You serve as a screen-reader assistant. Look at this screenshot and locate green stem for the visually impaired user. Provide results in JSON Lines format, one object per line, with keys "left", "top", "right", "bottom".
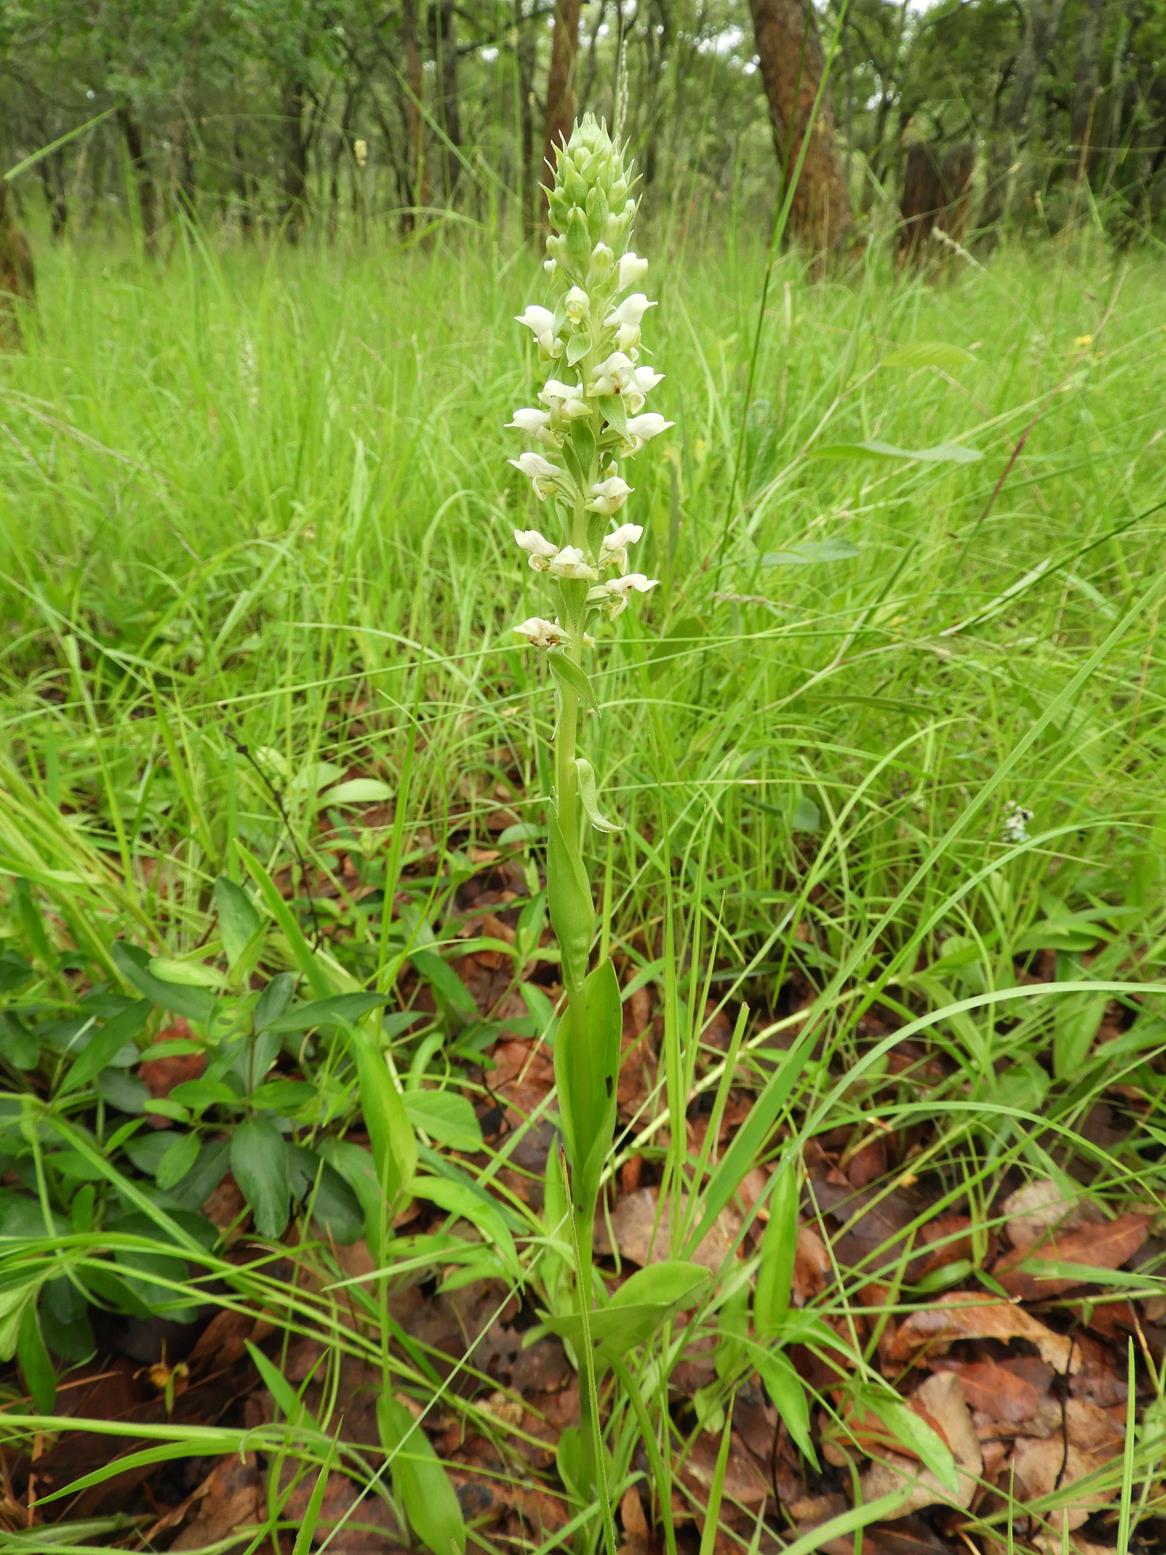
{"left": 569, "top": 1196, "right": 617, "bottom": 1555}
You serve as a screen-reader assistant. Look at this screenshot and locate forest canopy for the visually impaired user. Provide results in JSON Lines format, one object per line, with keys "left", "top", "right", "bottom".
{"left": 1, "top": 0, "right": 1163, "bottom": 251}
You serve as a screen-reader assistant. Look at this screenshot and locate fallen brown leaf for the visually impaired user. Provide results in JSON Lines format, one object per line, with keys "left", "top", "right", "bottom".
{"left": 169, "top": 1456, "right": 264, "bottom": 1551}
{"left": 1002, "top": 1179, "right": 1095, "bottom": 1251}
{"left": 930, "top": 1356, "right": 1054, "bottom": 1431}
{"left": 993, "top": 1213, "right": 1149, "bottom": 1300}
{"left": 1012, "top": 1399, "right": 1123, "bottom": 1532}
{"left": 887, "top": 1292, "right": 1080, "bottom": 1373}
{"left": 606, "top": 1187, "right": 741, "bottom": 1272}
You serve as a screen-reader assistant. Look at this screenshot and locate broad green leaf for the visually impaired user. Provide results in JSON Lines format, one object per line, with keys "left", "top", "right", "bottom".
{"left": 404, "top": 1090, "right": 483, "bottom": 1153}
{"left": 155, "top": 1130, "right": 201, "bottom": 1191}
{"left": 148, "top": 956, "right": 228, "bottom": 990}
{"left": 17, "top": 1302, "right": 55, "bottom": 1412}
{"left": 412, "top": 1175, "right": 518, "bottom": 1275}
{"left": 377, "top": 1395, "right": 466, "bottom": 1555}
{"left": 756, "top": 1350, "right": 817, "bottom": 1467}
{"left": 320, "top": 778, "right": 395, "bottom": 805}
{"left": 230, "top": 1117, "right": 290, "bottom": 1239}
{"left": 554, "top": 957, "right": 620, "bottom": 1211}
{"left": 754, "top": 1153, "right": 800, "bottom": 1336}
{"left": 111, "top": 943, "right": 215, "bottom": 1025}
{"left": 254, "top": 973, "right": 297, "bottom": 1031}
{"left": 263, "top": 993, "right": 391, "bottom": 1035}
{"left": 881, "top": 343, "right": 975, "bottom": 373}
{"left": 348, "top": 1026, "right": 416, "bottom": 1212}
{"left": 546, "top": 815, "right": 594, "bottom": 990}
{"left": 547, "top": 649, "right": 599, "bottom": 713}
{"left": 808, "top": 439, "right": 982, "bottom": 464}
{"left": 542, "top": 1260, "right": 709, "bottom": 1358}
{"left": 791, "top": 794, "right": 821, "bottom": 832}
{"left": 762, "top": 539, "right": 860, "bottom": 567}
{"left": 56, "top": 1001, "right": 149, "bottom": 1100}
{"left": 214, "top": 877, "right": 263, "bottom": 971}
{"left": 575, "top": 757, "right": 622, "bottom": 833}
{"left": 1053, "top": 992, "right": 1107, "bottom": 1079}
{"left": 408, "top": 951, "right": 478, "bottom": 1019}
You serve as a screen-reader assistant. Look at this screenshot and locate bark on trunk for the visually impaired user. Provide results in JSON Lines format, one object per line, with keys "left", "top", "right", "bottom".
{"left": 0, "top": 180, "right": 36, "bottom": 347}
{"left": 515, "top": 0, "right": 538, "bottom": 238}
{"left": 281, "top": 77, "right": 309, "bottom": 240}
{"left": 542, "top": 0, "right": 582, "bottom": 214}
{"left": 117, "top": 104, "right": 157, "bottom": 253}
{"left": 1071, "top": 0, "right": 1108, "bottom": 180}
{"left": 429, "top": 0, "right": 462, "bottom": 202}
{"left": 981, "top": 0, "right": 1069, "bottom": 233}
{"left": 898, "top": 141, "right": 975, "bottom": 266}
{"left": 746, "top": 0, "right": 853, "bottom": 257}
{"left": 401, "top": 0, "right": 427, "bottom": 231}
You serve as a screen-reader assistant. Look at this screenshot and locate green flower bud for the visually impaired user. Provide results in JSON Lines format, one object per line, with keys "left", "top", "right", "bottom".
{"left": 566, "top": 207, "right": 592, "bottom": 272}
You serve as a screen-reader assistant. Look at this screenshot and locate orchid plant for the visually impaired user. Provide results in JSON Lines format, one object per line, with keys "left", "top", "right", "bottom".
{"left": 507, "top": 114, "right": 673, "bottom": 1530}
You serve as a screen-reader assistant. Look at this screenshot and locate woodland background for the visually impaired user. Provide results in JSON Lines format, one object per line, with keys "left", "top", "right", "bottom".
{"left": 2, "top": 0, "right": 1164, "bottom": 256}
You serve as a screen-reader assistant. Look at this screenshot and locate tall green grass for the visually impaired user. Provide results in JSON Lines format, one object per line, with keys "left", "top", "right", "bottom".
{"left": 1, "top": 230, "right": 1165, "bottom": 1550}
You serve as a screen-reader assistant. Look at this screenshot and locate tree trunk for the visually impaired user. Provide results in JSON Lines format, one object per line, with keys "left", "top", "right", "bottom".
{"left": 981, "top": 0, "right": 1069, "bottom": 233}
{"left": 117, "top": 104, "right": 158, "bottom": 254}
{"left": 281, "top": 76, "right": 309, "bottom": 240}
{"left": 746, "top": 0, "right": 853, "bottom": 257}
{"left": 0, "top": 180, "right": 36, "bottom": 347}
{"left": 401, "top": 0, "right": 427, "bottom": 231}
{"left": 514, "top": 0, "right": 538, "bottom": 238}
{"left": 542, "top": 0, "right": 582, "bottom": 213}
{"left": 35, "top": 156, "right": 68, "bottom": 240}
{"left": 429, "top": 0, "right": 461, "bottom": 202}
{"left": 1071, "top": 0, "right": 1108, "bottom": 181}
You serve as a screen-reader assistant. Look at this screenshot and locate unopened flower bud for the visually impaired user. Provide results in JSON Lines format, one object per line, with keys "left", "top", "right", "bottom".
{"left": 548, "top": 545, "right": 597, "bottom": 581}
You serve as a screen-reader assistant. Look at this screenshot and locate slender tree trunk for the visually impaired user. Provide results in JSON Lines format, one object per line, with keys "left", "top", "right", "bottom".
{"left": 35, "top": 156, "right": 68, "bottom": 240}
{"left": 400, "top": 0, "right": 427, "bottom": 231}
{"left": 542, "top": 0, "right": 582, "bottom": 213}
{"left": 746, "top": 0, "right": 853, "bottom": 258}
{"left": 0, "top": 180, "right": 36, "bottom": 347}
{"left": 981, "top": 0, "right": 1069, "bottom": 233}
{"left": 281, "top": 76, "right": 309, "bottom": 240}
{"left": 1071, "top": 0, "right": 1108, "bottom": 182}
{"left": 515, "top": 0, "right": 538, "bottom": 238}
{"left": 117, "top": 104, "right": 157, "bottom": 254}
{"left": 428, "top": 0, "right": 461, "bottom": 202}
{"left": 233, "top": 127, "right": 255, "bottom": 240}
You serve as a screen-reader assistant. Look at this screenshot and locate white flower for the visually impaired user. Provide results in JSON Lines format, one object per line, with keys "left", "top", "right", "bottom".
{"left": 543, "top": 257, "right": 556, "bottom": 274}
{"left": 514, "top": 617, "right": 567, "bottom": 648}
{"left": 514, "top": 528, "right": 559, "bottom": 571}
{"left": 618, "top": 252, "right": 649, "bottom": 290}
{"left": 515, "top": 304, "right": 562, "bottom": 357}
{"left": 548, "top": 545, "right": 597, "bottom": 581}
{"left": 510, "top": 451, "right": 564, "bottom": 500}
{"left": 601, "top": 572, "right": 658, "bottom": 618}
{"left": 598, "top": 522, "right": 643, "bottom": 572}
{"left": 586, "top": 476, "right": 633, "bottom": 516}
{"left": 624, "top": 413, "right": 673, "bottom": 447}
{"left": 539, "top": 378, "right": 590, "bottom": 420}
{"left": 508, "top": 407, "right": 558, "bottom": 447}
{"left": 624, "top": 363, "right": 664, "bottom": 415}
{"left": 606, "top": 292, "right": 655, "bottom": 351}
{"left": 589, "top": 351, "right": 636, "bottom": 397}
{"left": 564, "top": 286, "right": 589, "bottom": 323}
{"left": 1002, "top": 801, "right": 1033, "bottom": 844}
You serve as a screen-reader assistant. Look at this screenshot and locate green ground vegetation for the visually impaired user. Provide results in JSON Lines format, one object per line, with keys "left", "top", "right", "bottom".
{"left": 1, "top": 230, "right": 1165, "bottom": 1552}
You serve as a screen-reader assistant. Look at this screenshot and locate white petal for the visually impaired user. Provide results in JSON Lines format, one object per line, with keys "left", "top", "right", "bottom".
{"left": 624, "top": 413, "right": 674, "bottom": 442}
{"left": 618, "top": 252, "right": 649, "bottom": 290}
